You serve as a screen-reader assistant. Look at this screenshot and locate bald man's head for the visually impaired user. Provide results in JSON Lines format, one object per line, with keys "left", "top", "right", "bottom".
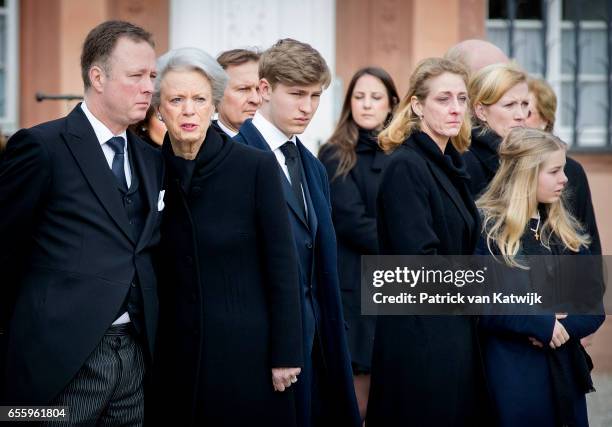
{"left": 445, "top": 39, "right": 509, "bottom": 73}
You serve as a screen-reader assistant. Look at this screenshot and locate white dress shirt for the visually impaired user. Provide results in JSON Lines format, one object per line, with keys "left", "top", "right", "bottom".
{"left": 216, "top": 119, "right": 239, "bottom": 138}
{"left": 251, "top": 111, "right": 307, "bottom": 216}
{"left": 81, "top": 102, "right": 132, "bottom": 188}
{"left": 251, "top": 111, "right": 298, "bottom": 183}
{"left": 81, "top": 102, "right": 131, "bottom": 325}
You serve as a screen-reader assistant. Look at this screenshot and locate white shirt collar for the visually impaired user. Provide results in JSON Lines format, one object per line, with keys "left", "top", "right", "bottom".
{"left": 81, "top": 102, "right": 128, "bottom": 147}
{"left": 216, "top": 119, "right": 238, "bottom": 138}
{"left": 251, "top": 111, "right": 297, "bottom": 151}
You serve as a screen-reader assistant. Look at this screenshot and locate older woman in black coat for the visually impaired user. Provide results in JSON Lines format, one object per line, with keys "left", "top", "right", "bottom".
{"left": 366, "top": 58, "right": 489, "bottom": 426}
{"left": 318, "top": 67, "right": 398, "bottom": 421}
{"left": 151, "top": 48, "right": 303, "bottom": 426}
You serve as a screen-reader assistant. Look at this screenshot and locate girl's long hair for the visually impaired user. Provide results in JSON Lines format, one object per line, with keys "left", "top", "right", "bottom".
{"left": 477, "top": 128, "right": 590, "bottom": 267}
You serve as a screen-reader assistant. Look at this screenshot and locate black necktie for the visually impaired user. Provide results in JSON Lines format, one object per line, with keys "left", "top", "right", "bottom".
{"left": 106, "top": 136, "right": 128, "bottom": 192}
{"left": 280, "top": 141, "right": 306, "bottom": 217}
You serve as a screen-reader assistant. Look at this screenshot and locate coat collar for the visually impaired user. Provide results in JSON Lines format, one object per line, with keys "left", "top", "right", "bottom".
{"left": 411, "top": 132, "right": 479, "bottom": 247}
{"left": 355, "top": 128, "right": 388, "bottom": 171}
{"left": 237, "top": 119, "right": 270, "bottom": 151}
{"left": 469, "top": 128, "right": 501, "bottom": 176}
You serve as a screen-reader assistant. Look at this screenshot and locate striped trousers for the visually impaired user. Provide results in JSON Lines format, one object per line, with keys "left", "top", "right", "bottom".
{"left": 43, "top": 323, "right": 145, "bottom": 426}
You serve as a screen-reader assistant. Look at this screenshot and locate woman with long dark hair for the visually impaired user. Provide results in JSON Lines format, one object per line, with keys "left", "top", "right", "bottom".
{"left": 318, "top": 66, "right": 398, "bottom": 421}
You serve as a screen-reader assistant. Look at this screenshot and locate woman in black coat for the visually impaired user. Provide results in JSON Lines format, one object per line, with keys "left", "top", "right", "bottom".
{"left": 151, "top": 48, "right": 303, "bottom": 426}
{"left": 318, "top": 66, "right": 398, "bottom": 421}
{"left": 366, "top": 58, "right": 489, "bottom": 427}
{"left": 464, "top": 63, "right": 530, "bottom": 198}
{"left": 466, "top": 65, "right": 601, "bottom": 256}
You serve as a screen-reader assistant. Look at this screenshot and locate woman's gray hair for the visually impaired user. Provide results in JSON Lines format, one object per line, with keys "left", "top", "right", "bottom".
{"left": 153, "top": 47, "right": 228, "bottom": 107}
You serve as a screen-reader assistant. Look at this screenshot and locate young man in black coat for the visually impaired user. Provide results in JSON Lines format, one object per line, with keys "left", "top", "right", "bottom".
{"left": 234, "top": 39, "right": 360, "bottom": 427}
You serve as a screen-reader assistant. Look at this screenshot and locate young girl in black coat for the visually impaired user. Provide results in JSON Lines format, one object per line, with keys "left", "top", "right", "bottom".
{"left": 476, "top": 127, "right": 604, "bottom": 427}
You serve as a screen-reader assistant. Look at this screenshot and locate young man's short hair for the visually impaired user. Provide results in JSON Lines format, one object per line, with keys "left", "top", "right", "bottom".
{"left": 259, "top": 38, "right": 331, "bottom": 89}
{"left": 216, "top": 48, "right": 261, "bottom": 70}
{"left": 81, "top": 20, "right": 154, "bottom": 90}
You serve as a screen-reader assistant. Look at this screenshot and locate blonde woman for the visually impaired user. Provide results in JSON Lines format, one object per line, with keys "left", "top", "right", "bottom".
{"left": 476, "top": 127, "right": 604, "bottom": 427}
{"left": 367, "top": 58, "right": 489, "bottom": 426}
{"left": 464, "top": 63, "right": 529, "bottom": 197}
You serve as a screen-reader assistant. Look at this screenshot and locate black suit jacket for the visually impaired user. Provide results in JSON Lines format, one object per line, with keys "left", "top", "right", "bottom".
{"left": 234, "top": 119, "right": 361, "bottom": 427}
{"left": 0, "top": 104, "right": 164, "bottom": 404}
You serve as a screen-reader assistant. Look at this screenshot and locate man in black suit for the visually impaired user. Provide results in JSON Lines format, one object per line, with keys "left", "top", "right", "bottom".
{"left": 234, "top": 39, "right": 360, "bottom": 427}
{"left": 212, "top": 48, "right": 262, "bottom": 137}
{"left": 0, "top": 20, "right": 163, "bottom": 425}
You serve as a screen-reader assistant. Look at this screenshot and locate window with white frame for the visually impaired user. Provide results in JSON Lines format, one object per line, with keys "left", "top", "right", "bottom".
{"left": 0, "top": 0, "right": 18, "bottom": 134}
{"left": 486, "top": 0, "right": 611, "bottom": 149}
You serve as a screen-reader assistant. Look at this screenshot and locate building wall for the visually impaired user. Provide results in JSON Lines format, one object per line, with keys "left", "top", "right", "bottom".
{"left": 19, "top": 0, "right": 168, "bottom": 129}
{"left": 335, "top": 0, "right": 486, "bottom": 96}
{"left": 169, "top": 0, "right": 336, "bottom": 152}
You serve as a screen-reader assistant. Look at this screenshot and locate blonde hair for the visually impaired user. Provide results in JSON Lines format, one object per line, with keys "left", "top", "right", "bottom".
{"left": 528, "top": 77, "right": 557, "bottom": 132}
{"left": 259, "top": 38, "right": 331, "bottom": 89}
{"left": 379, "top": 57, "right": 471, "bottom": 153}
{"left": 477, "top": 128, "right": 590, "bottom": 268}
{"left": 469, "top": 62, "right": 528, "bottom": 131}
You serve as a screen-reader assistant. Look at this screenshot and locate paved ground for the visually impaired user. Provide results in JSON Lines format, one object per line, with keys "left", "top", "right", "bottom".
{"left": 586, "top": 316, "right": 612, "bottom": 427}
{"left": 587, "top": 373, "right": 612, "bottom": 427}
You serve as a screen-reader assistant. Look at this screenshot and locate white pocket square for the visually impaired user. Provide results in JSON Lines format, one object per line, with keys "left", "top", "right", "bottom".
{"left": 157, "top": 190, "right": 165, "bottom": 211}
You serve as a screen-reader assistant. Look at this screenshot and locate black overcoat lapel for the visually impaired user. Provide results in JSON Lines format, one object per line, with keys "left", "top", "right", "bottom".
{"left": 239, "top": 120, "right": 310, "bottom": 229}
{"left": 297, "top": 139, "right": 319, "bottom": 237}
{"left": 427, "top": 161, "right": 474, "bottom": 232}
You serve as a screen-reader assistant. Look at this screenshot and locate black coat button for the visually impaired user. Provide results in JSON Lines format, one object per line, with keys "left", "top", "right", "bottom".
{"left": 186, "top": 256, "right": 193, "bottom": 265}
{"left": 131, "top": 282, "right": 137, "bottom": 288}
{"left": 306, "top": 242, "right": 313, "bottom": 249}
